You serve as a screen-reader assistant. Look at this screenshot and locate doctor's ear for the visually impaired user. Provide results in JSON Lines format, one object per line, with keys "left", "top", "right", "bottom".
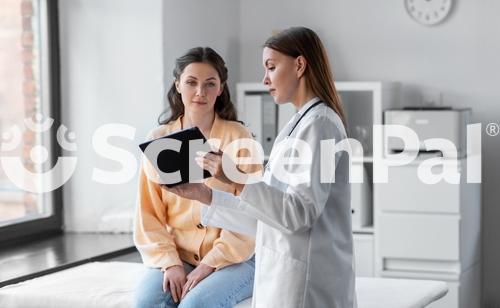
{"left": 295, "top": 56, "right": 307, "bottom": 78}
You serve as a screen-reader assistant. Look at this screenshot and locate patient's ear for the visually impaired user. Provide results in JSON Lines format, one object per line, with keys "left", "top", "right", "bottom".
{"left": 218, "top": 83, "right": 224, "bottom": 96}
{"left": 175, "top": 80, "right": 180, "bottom": 93}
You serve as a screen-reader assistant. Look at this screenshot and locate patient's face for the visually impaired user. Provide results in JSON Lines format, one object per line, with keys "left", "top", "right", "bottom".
{"left": 175, "top": 62, "right": 223, "bottom": 115}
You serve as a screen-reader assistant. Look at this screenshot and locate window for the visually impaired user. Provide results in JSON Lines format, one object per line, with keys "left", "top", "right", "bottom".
{"left": 0, "top": 0, "right": 62, "bottom": 244}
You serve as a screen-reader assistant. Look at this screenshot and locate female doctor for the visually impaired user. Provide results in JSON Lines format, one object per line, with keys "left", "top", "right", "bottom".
{"left": 166, "top": 27, "right": 356, "bottom": 307}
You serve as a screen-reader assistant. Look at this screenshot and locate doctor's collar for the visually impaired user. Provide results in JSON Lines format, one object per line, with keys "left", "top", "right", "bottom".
{"left": 296, "top": 97, "right": 321, "bottom": 116}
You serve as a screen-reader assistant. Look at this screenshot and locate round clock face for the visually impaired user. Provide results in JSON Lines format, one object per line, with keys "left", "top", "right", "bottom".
{"left": 405, "top": 0, "right": 453, "bottom": 26}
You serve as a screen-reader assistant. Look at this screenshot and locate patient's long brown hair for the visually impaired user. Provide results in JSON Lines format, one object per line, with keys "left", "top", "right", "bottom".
{"left": 263, "top": 27, "right": 347, "bottom": 128}
{"left": 158, "top": 47, "right": 238, "bottom": 125}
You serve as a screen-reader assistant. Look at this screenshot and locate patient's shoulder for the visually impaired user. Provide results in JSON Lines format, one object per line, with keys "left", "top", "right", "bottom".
{"left": 217, "top": 119, "right": 253, "bottom": 139}
{"left": 145, "top": 122, "right": 176, "bottom": 141}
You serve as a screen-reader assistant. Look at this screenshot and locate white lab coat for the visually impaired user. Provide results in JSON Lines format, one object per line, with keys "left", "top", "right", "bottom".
{"left": 201, "top": 98, "right": 356, "bottom": 308}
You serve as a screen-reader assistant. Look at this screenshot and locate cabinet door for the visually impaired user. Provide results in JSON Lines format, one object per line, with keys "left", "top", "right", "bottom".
{"left": 376, "top": 164, "right": 461, "bottom": 214}
{"left": 378, "top": 213, "right": 460, "bottom": 274}
{"left": 353, "top": 233, "right": 374, "bottom": 277}
{"left": 351, "top": 164, "right": 372, "bottom": 229}
{"left": 243, "top": 95, "right": 262, "bottom": 143}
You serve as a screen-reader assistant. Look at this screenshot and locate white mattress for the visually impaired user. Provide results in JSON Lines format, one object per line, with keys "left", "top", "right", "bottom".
{"left": 0, "top": 262, "right": 447, "bottom": 308}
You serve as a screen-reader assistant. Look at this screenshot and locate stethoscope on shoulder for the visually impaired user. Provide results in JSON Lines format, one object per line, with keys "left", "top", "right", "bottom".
{"left": 264, "top": 101, "right": 324, "bottom": 172}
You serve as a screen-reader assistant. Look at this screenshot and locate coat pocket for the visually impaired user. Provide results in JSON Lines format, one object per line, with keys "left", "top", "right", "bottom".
{"left": 256, "top": 246, "right": 307, "bottom": 307}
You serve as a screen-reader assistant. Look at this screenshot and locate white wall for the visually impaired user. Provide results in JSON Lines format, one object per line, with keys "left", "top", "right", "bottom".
{"left": 59, "top": 0, "right": 164, "bottom": 232}
{"left": 163, "top": 0, "right": 241, "bottom": 101}
{"left": 240, "top": 0, "right": 500, "bottom": 305}
{"left": 57, "top": 0, "right": 240, "bottom": 232}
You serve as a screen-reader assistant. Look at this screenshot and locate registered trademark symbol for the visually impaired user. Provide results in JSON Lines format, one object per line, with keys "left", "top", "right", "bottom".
{"left": 486, "top": 123, "right": 499, "bottom": 137}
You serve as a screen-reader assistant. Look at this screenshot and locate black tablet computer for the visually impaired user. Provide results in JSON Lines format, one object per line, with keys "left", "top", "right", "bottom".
{"left": 138, "top": 126, "right": 212, "bottom": 187}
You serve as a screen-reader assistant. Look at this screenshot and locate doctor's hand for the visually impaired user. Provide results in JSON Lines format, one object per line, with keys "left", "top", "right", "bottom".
{"left": 196, "top": 151, "right": 233, "bottom": 185}
{"left": 162, "top": 183, "right": 213, "bottom": 205}
{"left": 181, "top": 263, "right": 215, "bottom": 300}
{"left": 163, "top": 265, "right": 186, "bottom": 303}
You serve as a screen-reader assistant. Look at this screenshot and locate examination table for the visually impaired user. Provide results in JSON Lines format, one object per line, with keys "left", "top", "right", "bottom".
{"left": 0, "top": 261, "right": 448, "bottom": 307}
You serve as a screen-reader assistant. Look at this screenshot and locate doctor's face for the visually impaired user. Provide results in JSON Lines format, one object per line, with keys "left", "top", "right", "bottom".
{"left": 175, "top": 62, "right": 223, "bottom": 114}
{"left": 262, "top": 47, "right": 300, "bottom": 104}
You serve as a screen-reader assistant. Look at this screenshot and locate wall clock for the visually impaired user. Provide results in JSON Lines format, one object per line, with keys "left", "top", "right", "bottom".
{"left": 405, "top": 0, "right": 453, "bottom": 26}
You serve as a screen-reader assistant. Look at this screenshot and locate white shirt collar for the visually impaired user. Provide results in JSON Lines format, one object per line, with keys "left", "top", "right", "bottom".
{"left": 296, "top": 97, "right": 321, "bottom": 116}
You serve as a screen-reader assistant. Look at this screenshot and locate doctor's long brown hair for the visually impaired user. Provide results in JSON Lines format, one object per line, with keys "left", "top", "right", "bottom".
{"left": 158, "top": 47, "right": 238, "bottom": 125}
{"left": 263, "top": 27, "right": 348, "bottom": 128}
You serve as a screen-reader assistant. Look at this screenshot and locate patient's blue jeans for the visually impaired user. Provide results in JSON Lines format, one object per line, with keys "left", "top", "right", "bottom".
{"left": 133, "top": 256, "right": 255, "bottom": 308}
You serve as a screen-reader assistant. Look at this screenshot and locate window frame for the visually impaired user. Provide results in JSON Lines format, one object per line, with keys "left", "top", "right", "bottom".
{"left": 0, "top": 0, "right": 63, "bottom": 246}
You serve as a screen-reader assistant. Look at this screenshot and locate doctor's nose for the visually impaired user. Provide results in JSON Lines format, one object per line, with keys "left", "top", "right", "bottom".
{"left": 262, "top": 74, "right": 270, "bottom": 86}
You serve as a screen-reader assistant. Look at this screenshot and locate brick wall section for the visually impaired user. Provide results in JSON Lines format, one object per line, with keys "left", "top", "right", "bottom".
{"left": 21, "top": 0, "right": 37, "bottom": 213}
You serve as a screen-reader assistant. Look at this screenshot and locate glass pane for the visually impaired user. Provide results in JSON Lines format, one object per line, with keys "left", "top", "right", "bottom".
{"left": 0, "top": 0, "right": 52, "bottom": 225}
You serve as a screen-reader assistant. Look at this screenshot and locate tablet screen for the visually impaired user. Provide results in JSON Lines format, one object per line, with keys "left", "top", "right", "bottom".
{"left": 139, "top": 126, "right": 212, "bottom": 187}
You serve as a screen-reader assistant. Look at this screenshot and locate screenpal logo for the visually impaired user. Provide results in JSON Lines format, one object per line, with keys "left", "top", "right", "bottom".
{"left": 0, "top": 113, "right": 78, "bottom": 193}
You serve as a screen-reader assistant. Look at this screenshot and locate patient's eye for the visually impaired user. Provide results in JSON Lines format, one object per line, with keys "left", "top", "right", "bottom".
{"left": 186, "top": 80, "right": 197, "bottom": 86}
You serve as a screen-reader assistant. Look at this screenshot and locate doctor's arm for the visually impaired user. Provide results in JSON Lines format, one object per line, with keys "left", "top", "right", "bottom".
{"left": 163, "top": 183, "right": 258, "bottom": 236}
{"left": 198, "top": 141, "right": 262, "bottom": 237}
{"left": 235, "top": 117, "right": 343, "bottom": 234}
{"left": 200, "top": 192, "right": 258, "bottom": 236}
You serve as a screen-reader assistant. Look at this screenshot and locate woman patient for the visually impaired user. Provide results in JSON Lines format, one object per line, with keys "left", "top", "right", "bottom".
{"left": 133, "top": 47, "right": 256, "bottom": 308}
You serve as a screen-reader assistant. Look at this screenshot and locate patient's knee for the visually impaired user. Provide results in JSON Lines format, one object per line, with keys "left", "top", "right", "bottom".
{"left": 178, "top": 295, "right": 204, "bottom": 308}
{"left": 133, "top": 288, "right": 175, "bottom": 308}
{"left": 132, "top": 292, "right": 156, "bottom": 308}
{"left": 178, "top": 292, "right": 215, "bottom": 308}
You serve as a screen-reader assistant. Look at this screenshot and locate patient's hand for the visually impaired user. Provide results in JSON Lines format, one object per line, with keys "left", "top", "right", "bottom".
{"left": 181, "top": 263, "right": 215, "bottom": 300}
{"left": 163, "top": 265, "right": 187, "bottom": 303}
{"left": 163, "top": 183, "right": 213, "bottom": 205}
